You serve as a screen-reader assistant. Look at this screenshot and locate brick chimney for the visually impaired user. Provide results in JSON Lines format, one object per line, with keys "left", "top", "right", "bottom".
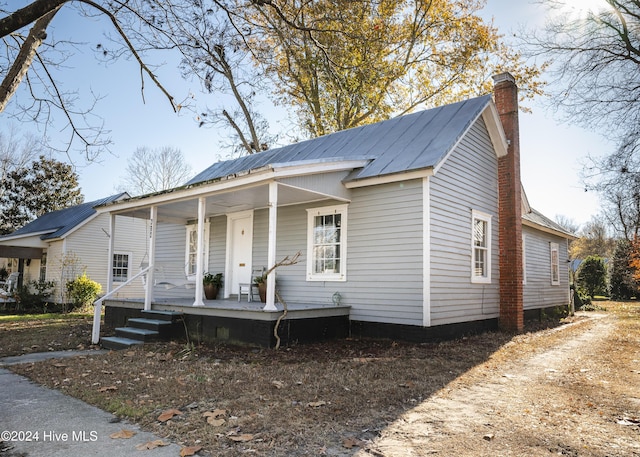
{"left": 493, "top": 72, "right": 524, "bottom": 332}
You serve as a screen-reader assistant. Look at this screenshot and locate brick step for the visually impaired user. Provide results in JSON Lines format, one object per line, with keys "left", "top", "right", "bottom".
{"left": 100, "top": 336, "right": 144, "bottom": 351}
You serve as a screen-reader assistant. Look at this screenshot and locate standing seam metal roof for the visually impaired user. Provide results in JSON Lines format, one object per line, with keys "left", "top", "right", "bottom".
{"left": 186, "top": 95, "right": 493, "bottom": 185}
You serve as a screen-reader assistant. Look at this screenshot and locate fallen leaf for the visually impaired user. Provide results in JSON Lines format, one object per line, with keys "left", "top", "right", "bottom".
{"left": 203, "top": 411, "right": 227, "bottom": 426}
{"left": 53, "top": 363, "right": 67, "bottom": 368}
{"left": 135, "top": 439, "right": 170, "bottom": 450}
{"left": 207, "top": 418, "right": 226, "bottom": 427}
{"left": 158, "top": 408, "right": 183, "bottom": 422}
{"left": 98, "top": 385, "right": 117, "bottom": 392}
{"left": 109, "top": 429, "right": 136, "bottom": 439}
{"left": 271, "top": 380, "right": 285, "bottom": 389}
{"left": 342, "top": 436, "right": 365, "bottom": 449}
{"left": 228, "top": 433, "right": 255, "bottom": 442}
{"left": 180, "top": 445, "right": 202, "bottom": 456}
{"left": 307, "top": 401, "right": 327, "bottom": 408}
{"left": 123, "top": 351, "right": 136, "bottom": 357}
{"left": 483, "top": 433, "right": 495, "bottom": 441}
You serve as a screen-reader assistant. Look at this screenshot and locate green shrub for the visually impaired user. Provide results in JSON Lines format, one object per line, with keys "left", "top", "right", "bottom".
{"left": 66, "top": 273, "right": 102, "bottom": 310}
{"left": 576, "top": 255, "right": 607, "bottom": 299}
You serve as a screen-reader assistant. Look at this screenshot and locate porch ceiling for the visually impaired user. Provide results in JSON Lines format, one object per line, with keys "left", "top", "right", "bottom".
{"left": 117, "top": 183, "right": 338, "bottom": 222}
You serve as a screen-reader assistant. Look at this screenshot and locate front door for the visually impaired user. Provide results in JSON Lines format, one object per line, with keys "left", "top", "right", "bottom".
{"left": 226, "top": 211, "right": 253, "bottom": 298}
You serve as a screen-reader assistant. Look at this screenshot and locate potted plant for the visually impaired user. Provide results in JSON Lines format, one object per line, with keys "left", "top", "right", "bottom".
{"left": 203, "top": 273, "right": 223, "bottom": 300}
{"left": 253, "top": 273, "right": 267, "bottom": 303}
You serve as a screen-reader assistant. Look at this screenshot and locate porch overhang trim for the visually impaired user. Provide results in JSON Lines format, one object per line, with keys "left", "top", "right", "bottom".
{"left": 343, "top": 168, "right": 434, "bottom": 188}
{"left": 0, "top": 246, "right": 44, "bottom": 259}
{"left": 0, "top": 230, "right": 54, "bottom": 245}
{"left": 102, "top": 159, "right": 371, "bottom": 216}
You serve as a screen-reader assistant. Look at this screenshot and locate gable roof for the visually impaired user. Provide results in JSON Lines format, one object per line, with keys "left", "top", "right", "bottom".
{"left": 0, "top": 193, "right": 128, "bottom": 242}
{"left": 187, "top": 95, "right": 498, "bottom": 186}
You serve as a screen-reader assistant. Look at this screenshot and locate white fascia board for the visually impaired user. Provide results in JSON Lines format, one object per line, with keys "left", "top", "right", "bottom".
{"left": 481, "top": 101, "right": 509, "bottom": 158}
{"left": 344, "top": 169, "right": 433, "bottom": 188}
{"left": 0, "top": 232, "right": 50, "bottom": 247}
{"left": 103, "top": 159, "right": 370, "bottom": 215}
{"left": 522, "top": 219, "right": 578, "bottom": 241}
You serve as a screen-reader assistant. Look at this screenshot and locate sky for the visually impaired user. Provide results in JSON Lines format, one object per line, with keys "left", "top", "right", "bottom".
{"left": 3, "top": 0, "right": 613, "bottom": 229}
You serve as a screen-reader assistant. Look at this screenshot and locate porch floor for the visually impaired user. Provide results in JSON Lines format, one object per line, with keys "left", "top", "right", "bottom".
{"left": 103, "top": 297, "right": 350, "bottom": 322}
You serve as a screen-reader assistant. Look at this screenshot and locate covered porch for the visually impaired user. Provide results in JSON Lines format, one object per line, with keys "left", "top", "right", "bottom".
{"left": 92, "top": 159, "right": 365, "bottom": 346}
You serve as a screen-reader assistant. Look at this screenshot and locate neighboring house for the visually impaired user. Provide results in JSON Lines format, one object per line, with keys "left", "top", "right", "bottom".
{"left": 0, "top": 193, "right": 147, "bottom": 303}
{"left": 93, "top": 73, "right": 576, "bottom": 347}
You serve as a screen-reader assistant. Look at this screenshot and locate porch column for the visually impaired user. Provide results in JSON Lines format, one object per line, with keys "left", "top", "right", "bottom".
{"left": 193, "top": 197, "right": 206, "bottom": 307}
{"left": 144, "top": 206, "right": 157, "bottom": 311}
{"left": 106, "top": 213, "right": 116, "bottom": 294}
{"left": 264, "top": 181, "right": 278, "bottom": 311}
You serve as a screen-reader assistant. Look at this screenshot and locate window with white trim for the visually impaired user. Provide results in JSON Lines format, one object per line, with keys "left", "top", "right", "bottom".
{"left": 471, "top": 210, "right": 491, "bottom": 283}
{"left": 550, "top": 242, "right": 560, "bottom": 285}
{"left": 112, "top": 252, "right": 131, "bottom": 283}
{"left": 185, "top": 222, "right": 210, "bottom": 280}
{"left": 307, "top": 205, "right": 347, "bottom": 281}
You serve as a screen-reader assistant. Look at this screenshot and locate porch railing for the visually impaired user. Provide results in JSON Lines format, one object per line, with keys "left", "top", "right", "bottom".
{"left": 91, "top": 266, "right": 151, "bottom": 344}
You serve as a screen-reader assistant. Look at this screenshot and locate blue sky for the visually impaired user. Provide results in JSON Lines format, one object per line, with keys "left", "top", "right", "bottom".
{"left": 3, "top": 0, "right": 611, "bottom": 227}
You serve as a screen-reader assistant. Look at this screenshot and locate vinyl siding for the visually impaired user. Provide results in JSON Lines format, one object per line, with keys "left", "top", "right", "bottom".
{"left": 429, "top": 117, "right": 500, "bottom": 326}
{"left": 251, "top": 180, "right": 424, "bottom": 326}
{"left": 63, "top": 214, "right": 148, "bottom": 299}
{"left": 523, "top": 226, "right": 571, "bottom": 309}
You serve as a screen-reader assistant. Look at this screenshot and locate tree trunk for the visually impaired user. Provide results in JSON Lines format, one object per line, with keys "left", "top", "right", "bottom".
{"left": 0, "top": 5, "right": 61, "bottom": 113}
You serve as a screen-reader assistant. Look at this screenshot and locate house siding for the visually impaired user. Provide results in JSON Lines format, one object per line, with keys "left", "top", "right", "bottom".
{"left": 429, "top": 118, "right": 500, "bottom": 326}
{"left": 63, "top": 214, "right": 147, "bottom": 299}
{"left": 251, "top": 180, "right": 424, "bottom": 326}
{"left": 523, "top": 226, "right": 571, "bottom": 309}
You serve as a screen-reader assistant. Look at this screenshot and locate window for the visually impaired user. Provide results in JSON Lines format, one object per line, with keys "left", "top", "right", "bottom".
{"left": 39, "top": 251, "right": 47, "bottom": 282}
{"left": 185, "top": 223, "right": 210, "bottom": 280}
{"left": 471, "top": 210, "right": 491, "bottom": 283}
{"left": 550, "top": 242, "right": 560, "bottom": 285}
{"left": 307, "top": 205, "right": 347, "bottom": 281}
{"left": 112, "top": 252, "right": 131, "bottom": 283}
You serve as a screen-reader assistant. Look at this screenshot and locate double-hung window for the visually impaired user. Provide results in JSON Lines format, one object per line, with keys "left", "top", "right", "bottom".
{"left": 471, "top": 210, "right": 492, "bottom": 283}
{"left": 550, "top": 242, "right": 560, "bottom": 285}
{"left": 112, "top": 252, "right": 131, "bottom": 283}
{"left": 307, "top": 205, "right": 347, "bottom": 281}
{"left": 185, "top": 222, "right": 210, "bottom": 280}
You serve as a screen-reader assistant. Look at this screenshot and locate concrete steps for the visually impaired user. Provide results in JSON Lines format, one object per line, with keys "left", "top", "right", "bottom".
{"left": 101, "top": 310, "right": 183, "bottom": 350}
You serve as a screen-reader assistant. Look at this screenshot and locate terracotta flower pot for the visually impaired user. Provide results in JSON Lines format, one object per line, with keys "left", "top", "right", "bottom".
{"left": 204, "top": 284, "right": 218, "bottom": 300}
{"left": 258, "top": 282, "right": 267, "bottom": 303}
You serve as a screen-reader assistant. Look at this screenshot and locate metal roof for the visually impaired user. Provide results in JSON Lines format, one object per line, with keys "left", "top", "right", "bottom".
{"left": 523, "top": 208, "right": 577, "bottom": 239}
{"left": 187, "top": 95, "right": 493, "bottom": 185}
{"left": 0, "top": 193, "right": 128, "bottom": 241}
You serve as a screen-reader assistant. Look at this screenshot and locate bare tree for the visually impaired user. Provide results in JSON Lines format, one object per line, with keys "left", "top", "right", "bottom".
{"left": 0, "top": 127, "right": 45, "bottom": 200}
{"left": 527, "top": 0, "right": 640, "bottom": 240}
{"left": 1, "top": 1, "right": 178, "bottom": 160}
{"left": 117, "top": 146, "right": 192, "bottom": 196}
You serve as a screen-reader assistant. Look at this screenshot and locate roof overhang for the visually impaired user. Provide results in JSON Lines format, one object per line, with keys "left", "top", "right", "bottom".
{"left": 101, "top": 159, "right": 368, "bottom": 222}
{"left": 0, "top": 245, "right": 44, "bottom": 259}
{"left": 0, "top": 232, "right": 51, "bottom": 248}
{"left": 481, "top": 101, "right": 509, "bottom": 159}
{"left": 522, "top": 218, "right": 578, "bottom": 240}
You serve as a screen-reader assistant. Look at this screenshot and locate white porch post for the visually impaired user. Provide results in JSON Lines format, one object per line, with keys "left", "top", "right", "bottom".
{"left": 106, "top": 213, "right": 115, "bottom": 294}
{"left": 144, "top": 206, "right": 157, "bottom": 311}
{"left": 264, "top": 181, "right": 278, "bottom": 311}
{"left": 193, "top": 197, "right": 206, "bottom": 307}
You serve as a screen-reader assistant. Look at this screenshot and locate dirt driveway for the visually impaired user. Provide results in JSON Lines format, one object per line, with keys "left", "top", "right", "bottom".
{"left": 4, "top": 302, "right": 640, "bottom": 456}
{"left": 356, "top": 311, "right": 640, "bottom": 457}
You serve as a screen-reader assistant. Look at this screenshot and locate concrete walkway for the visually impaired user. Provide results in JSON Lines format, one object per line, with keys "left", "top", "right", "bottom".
{"left": 0, "top": 351, "right": 183, "bottom": 456}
